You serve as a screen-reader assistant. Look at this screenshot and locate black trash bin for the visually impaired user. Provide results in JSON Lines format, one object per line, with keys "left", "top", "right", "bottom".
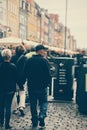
{"left": 52, "top": 57, "right": 74, "bottom": 101}
{"left": 76, "top": 57, "right": 87, "bottom": 114}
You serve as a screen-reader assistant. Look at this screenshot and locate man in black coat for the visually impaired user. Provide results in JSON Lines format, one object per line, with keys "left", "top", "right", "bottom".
{"left": 22, "top": 45, "right": 51, "bottom": 128}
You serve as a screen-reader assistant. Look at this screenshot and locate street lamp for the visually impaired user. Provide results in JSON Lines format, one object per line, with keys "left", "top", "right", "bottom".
{"left": 64, "top": 0, "right": 68, "bottom": 55}
{"left": 7, "top": 27, "right": 12, "bottom": 37}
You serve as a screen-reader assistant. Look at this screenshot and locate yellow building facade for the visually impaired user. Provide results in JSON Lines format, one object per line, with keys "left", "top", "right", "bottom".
{"left": 27, "top": 0, "right": 38, "bottom": 42}
{"left": 7, "top": 0, "right": 19, "bottom": 37}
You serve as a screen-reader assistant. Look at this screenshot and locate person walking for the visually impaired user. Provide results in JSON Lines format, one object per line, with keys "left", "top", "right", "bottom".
{"left": 11, "top": 44, "right": 27, "bottom": 116}
{"left": 0, "top": 49, "right": 18, "bottom": 129}
{"left": 22, "top": 45, "right": 51, "bottom": 128}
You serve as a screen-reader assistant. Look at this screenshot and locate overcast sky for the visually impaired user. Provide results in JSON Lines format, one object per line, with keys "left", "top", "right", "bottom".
{"left": 35, "top": 0, "right": 87, "bottom": 49}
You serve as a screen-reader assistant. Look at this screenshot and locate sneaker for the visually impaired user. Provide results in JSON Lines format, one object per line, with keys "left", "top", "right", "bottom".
{"left": 39, "top": 117, "right": 45, "bottom": 127}
{"left": 13, "top": 109, "right": 19, "bottom": 115}
{"left": 19, "top": 109, "right": 25, "bottom": 116}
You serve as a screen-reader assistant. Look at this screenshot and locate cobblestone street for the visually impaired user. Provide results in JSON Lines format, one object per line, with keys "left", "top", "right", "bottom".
{"left": 1, "top": 99, "right": 87, "bottom": 130}
{"left": 0, "top": 81, "right": 87, "bottom": 130}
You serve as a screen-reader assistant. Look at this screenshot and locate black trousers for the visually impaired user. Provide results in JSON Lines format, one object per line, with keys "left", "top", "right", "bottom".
{"left": 0, "top": 92, "right": 14, "bottom": 126}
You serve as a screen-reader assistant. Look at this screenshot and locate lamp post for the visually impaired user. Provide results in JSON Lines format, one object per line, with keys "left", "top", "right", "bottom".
{"left": 64, "top": 0, "right": 68, "bottom": 55}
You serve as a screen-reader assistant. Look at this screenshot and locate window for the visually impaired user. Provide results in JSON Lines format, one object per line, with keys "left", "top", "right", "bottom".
{"left": 0, "top": 31, "right": 3, "bottom": 38}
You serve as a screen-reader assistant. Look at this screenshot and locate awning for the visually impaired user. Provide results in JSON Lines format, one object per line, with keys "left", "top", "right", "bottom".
{"left": 0, "top": 37, "right": 22, "bottom": 44}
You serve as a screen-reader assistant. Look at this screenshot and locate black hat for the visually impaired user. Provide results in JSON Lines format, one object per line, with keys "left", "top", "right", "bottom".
{"left": 35, "top": 45, "right": 48, "bottom": 52}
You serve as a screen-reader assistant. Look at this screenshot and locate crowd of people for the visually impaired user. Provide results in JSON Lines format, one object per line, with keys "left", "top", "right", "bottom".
{"left": 0, "top": 43, "right": 85, "bottom": 129}
{"left": 0, "top": 44, "right": 51, "bottom": 129}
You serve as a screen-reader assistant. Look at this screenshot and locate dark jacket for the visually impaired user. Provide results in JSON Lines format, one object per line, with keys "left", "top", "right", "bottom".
{"left": 0, "top": 62, "right": 17, "bottom": 94}
{"left": 11, "top": 53, "right": 21, "bottom": 64}
{"left": 11, "top": 54, "right": 27, "bottom": 90}
{"left": 22, "top": 54, "right": 51, "bottom": 92}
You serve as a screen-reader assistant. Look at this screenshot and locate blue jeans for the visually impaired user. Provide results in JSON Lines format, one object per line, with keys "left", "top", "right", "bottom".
{"left": 0, "top": 92, "right": 14, "bottom": 126}
{"left": 28, "top": 88, "right": 48, "bottom": 124}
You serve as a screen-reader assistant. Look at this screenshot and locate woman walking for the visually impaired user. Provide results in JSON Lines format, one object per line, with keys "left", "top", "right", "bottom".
{"left": 0, "top": 49, "right": 18, "bottom": 129}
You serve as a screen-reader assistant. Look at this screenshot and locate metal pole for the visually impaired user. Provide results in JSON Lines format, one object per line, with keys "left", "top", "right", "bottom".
{"left": 64, "top": 0, "right": 68, "bottom": 55}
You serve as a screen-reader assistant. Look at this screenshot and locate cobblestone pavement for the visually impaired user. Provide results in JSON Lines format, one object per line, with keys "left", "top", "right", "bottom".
{"left": 1, "top": 99, "right": 87, "bottom": 130}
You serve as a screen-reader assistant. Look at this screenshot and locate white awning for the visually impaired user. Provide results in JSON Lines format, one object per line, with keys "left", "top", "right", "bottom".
{"left": 0, "top": 37, "right": 22, "bottom": 44}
